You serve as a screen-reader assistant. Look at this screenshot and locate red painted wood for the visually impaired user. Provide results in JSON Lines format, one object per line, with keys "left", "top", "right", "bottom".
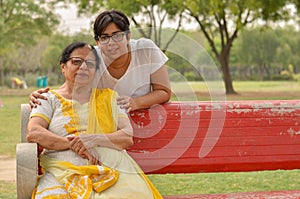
{"left": 163, "top": 190, "right": 300, "bottom": 199}
{"left": 127, "top": 100, "right": 300, "bottom": 174}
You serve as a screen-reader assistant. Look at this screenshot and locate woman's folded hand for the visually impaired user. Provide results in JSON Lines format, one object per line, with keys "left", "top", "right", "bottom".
{"left": 67, "top": 136, "right": 101, "bottom": 165}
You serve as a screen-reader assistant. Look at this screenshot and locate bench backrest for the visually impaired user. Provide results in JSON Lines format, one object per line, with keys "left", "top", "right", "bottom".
{"left": 20, "top": 104, "right": 30, "bottom": 143}
{"left": 127, "top": 100, "right": 300, "bottom": 174}
{"left": 21, "top": 100, "right": 300, "bottom": 174}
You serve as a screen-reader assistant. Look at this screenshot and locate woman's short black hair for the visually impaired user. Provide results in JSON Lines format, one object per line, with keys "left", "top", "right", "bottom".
{"left": 93, "top": 10, "right": 130, "bottom": 41}
{"left": 59, "top": 41, "right": 99, "bottom": 69}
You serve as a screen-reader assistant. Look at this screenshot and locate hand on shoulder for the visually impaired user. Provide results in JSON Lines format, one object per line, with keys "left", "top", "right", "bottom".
{"left": 29, "top": 87, "right": 50, "bottom": 109}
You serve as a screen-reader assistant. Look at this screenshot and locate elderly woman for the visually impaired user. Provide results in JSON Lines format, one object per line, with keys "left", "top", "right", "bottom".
{"left": 27, "top": 41, "right": 162, "bottom": 198}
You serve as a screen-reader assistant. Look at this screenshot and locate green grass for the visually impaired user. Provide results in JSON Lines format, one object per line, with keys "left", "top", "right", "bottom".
{"left": 148, "top": 170, "right": 300, "bottom": 195}
{"left": 171, "top": 81, "right": 300, "bottom": 100}
{"left": 232, "top": 81, "right": 300, "bottom": 92}
{"left": 0, "top": 95, "right": 28, "bottom": 157}
{"left": 177, "top": 80, "right": 300, "bottom": 92}
{"left": 1, "top": 82, "right": 300, "bottom": 198}
{"left": 2, "top": 171, "right": 300, "bottom": 198}
{"left": 0, "top": 181, "right": 16, "bottom": 199}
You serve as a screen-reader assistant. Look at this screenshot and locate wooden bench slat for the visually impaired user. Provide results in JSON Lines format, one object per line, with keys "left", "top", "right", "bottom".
{"left": 127, "top": 100, "right": 300, "bottom": 174}
{"left": 132, "top": 135, "right": 300, "bottom": 150}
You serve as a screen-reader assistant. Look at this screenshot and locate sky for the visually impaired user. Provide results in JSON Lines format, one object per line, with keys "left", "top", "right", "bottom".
{"left": 55, "top": 4, "right": 93, "bottom": 34}
{"left": 54, "top": 4, "right": 198, "bottom": 34}
{"left": 55, "top": 3, "right": 298, "bottom": 35}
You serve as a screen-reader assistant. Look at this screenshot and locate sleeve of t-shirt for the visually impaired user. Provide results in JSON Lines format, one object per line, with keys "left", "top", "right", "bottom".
{"left": 30, "top": 92, "right": 54, "bottom": 124}
{"left": 136, "top": 38, "right": 169, "bottom": 74}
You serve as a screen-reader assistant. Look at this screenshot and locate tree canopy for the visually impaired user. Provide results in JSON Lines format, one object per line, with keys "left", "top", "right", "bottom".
{"left": 65, "top": 0, "right": 185, "bottom": 51}
{"left": 0, "top": 0, "right": 59, "bottom": 85}
{"left": 2, "top": 0, "right": 300, "bottom": 94}
{"left": 183, "top": 0, "right": 292, "bottom": 93}
{"left": 62, "top": 0, "right": 295, "bottom": 94}
{"left": 0, "top": 0, "right": 58, "bottom": 52}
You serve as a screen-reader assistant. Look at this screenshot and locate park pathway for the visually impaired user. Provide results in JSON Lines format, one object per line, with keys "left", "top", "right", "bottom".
{"left": 0, "top": 155, "right": 16, "bottom": 182}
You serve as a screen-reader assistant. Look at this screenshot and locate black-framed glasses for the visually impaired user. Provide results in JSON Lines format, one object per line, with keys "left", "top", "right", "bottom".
{"left": 98, "top": 31, "right": 128, "bottom": 45}
{"left": 68, "top": 57, "right": 96, "bottom": 69}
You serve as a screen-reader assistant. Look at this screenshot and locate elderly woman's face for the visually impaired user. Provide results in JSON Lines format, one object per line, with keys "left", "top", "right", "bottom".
{"left": 61, "top": 45, "right": 97, "bottom": 86}
{"left": 96, "top": 22, "right": 130, "bottom": 61}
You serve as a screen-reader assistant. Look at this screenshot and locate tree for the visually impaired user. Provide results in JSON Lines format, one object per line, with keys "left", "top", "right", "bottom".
{"left": 65, "top": 0, "right": 185, "bottom": 51}
{"left": 292, "top": 0, "right": 300, "bottom": 12}
{"left": 0, "top": 0, "right": 59, "bottom": 86}
{"left": 42, "top": 33, "right": 94, "bottom": 75}
{"left": 184, "top": 0, "right": 291, "bottom": 94}
{"left": 236, "top": 28, "right": 280, "bottom": 80}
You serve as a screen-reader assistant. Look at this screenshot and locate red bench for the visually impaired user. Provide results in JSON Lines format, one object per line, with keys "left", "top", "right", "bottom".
{"left": 127, "top": 100, "right": 300, "bottom": 198}
{"left": 17, "top": 100, "right": 300, "bottom": 199}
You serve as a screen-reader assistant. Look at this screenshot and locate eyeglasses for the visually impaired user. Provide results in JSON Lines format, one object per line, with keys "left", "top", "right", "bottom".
{"left": 68, "top": 57, "right": 96, "bottom": 69}
{"left": 98, "top": 31, "right": 128, "bottom": 45}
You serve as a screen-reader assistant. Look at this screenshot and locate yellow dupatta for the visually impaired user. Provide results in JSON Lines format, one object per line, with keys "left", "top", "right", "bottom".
{"left": 87, "top": 88, "right": 163, "bottom": 199}
{"left": 87, "top": 88, "right": 118, "bottom": 134}
{"left": 38, "top": 155, "right": 119, "bottom": 199}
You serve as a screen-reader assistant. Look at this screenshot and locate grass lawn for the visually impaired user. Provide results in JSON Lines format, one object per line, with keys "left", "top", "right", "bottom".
{"left": 0, "top": 95, "right": 29, "bottom": 157}
{"left": 148, "top": 170, "right": 300, "bottom": 195}
{"left": 0, "top": 181, "right": 15, "bottom": 199}
{"left": 171, "top": 81, "right": 300, "bottom": 100}
{"left": 1, "top": 81, "right": 300, "bottom": 198}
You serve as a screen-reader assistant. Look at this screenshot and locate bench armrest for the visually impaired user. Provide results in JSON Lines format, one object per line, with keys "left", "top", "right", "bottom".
{"left": 16, "top": 143, "right": 38, "bottom": 199}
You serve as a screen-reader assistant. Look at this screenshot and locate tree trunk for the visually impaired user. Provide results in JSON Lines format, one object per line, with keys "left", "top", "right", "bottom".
{"left": 218, "top": 52, "right": 237, "bottom": 94}
{"left": 0, "top": 59, "right": 3, "bottom": 87}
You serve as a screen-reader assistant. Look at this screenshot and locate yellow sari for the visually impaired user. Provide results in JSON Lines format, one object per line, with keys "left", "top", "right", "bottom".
{"left": 32, "top": 88, "right": 162, "bottom": 199}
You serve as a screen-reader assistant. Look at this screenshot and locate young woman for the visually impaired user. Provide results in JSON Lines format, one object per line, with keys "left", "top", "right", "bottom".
{"left": 93, "top": 10, "right": 171, "bottom": 112}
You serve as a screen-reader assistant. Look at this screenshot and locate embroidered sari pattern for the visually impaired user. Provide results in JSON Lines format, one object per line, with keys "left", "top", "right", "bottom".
{"left": 32, "top": 89, "right": 119, "bottom": 199}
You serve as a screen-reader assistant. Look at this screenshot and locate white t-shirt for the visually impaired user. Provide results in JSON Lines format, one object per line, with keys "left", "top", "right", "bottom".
{"left": 96, "top": 38, "right": 168, "bottom": 98}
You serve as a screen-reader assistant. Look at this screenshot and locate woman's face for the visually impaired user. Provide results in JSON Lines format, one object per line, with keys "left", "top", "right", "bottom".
{"left": 62, "top": 45, "right": 97, "bottom": 86}
{"left": 96, "top": 22, "right": 130, "bottom": 61}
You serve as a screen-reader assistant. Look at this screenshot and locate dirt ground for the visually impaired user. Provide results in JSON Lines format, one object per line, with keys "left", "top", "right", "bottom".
{"left": 0, "top": 155, "right": 16, "bottom": 182}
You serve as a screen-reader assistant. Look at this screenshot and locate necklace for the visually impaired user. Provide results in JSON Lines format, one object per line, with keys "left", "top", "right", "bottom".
{"left": 107, "top": 52, "right": 131, "bottom": 79}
